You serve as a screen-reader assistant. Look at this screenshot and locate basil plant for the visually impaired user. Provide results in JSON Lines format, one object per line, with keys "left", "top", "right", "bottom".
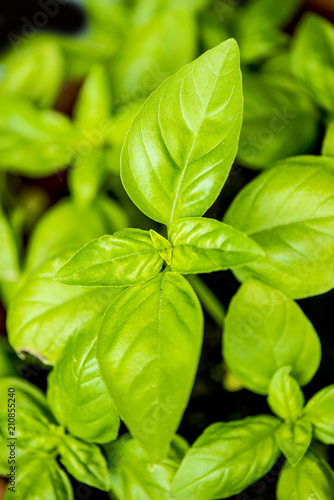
{"left": 1, "top": 5, "right": 334, "bottom": 498}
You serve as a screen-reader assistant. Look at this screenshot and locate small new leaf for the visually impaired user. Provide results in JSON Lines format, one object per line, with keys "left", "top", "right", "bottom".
{"left": 169, "top": 217, "right": 264, "bottom": 274}
{"left": 268, "top": 366, "right": 304, "bottom": 422}
{"left": 150, "top": 230, "right": 173, "bottom": 265}
{"left": 275, "top": 419, "right": 312, "bottom": 467}
{"left": 55, "top": 229, "right": 164, "bottom": 287}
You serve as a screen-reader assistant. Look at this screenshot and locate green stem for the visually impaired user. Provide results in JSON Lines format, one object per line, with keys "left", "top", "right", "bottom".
{"left": 187, "top": 275, "right": 225, "bottom": 329}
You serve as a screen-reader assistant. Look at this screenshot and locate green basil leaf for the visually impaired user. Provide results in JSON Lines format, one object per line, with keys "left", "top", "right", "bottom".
{"left": 268, "top": 367, "right": 305, "bottom": 422}
{"left": 59, "top": 434, "right": 110, "bottom": 491}
{"left": 0, "top": 206, "right": 20, "bottom": 283}
{"left": 238, "top": 72, "right": 318, "bottom": 169}
{"left": 0, "top": 40, "right": 64, "bottom": 108}
{"left": 105, "top": 434, "right": 189, "bottom": 500}
{"left": 172, "top": 415, "right": 280, "bottom": 500}
{"left": 224, "top": 156, "right": 334, "bottom": 299}
{"left": 55, "top": 229, "right": 164, "bottom": 287}
{"left": 322, "top": 121, "right": 334, "bottom": 157}
{"left": 112, "top": 9, "right": 196, "bottom": 101}
{"left": 68, "top": 149, "right": 108, "bottom": 206}
{"left": 7, "top": 254, "right": 122, "bottom": 365}
{"left": 0, "top": 378, "right": 63, "bottom": 453}
{"left": 150, "top": 230, "right": 173, "bottom": 264}
{"left": 47, "top": 317, "right": 119, "bottom": 444}
{"left": 292, "top": 13, "right": 334, "bottom": 112}
{"left": 121, "top": 39, "right": 243, "bottom": 225}
{"left": 277, "top": 448, "right": 334, "bottom": 500}
{"left": 275, "top": 419, "right": 312, "bottom": 467}
{"left": 304, "top": 385, "right": 334, "bottom": 444}
{"left": 97, "top": 272, "right": 203, "bottom": 460}
{"left": 73, "top": 64, "right": 111, "bottom": 133}
{"left": 0, "top": 98, "right": 77, "bottom": 177}
{"left": 4, "top": 451, "right": 73, "bottom": 500}
{"left": 223, "top": 279, "right": 321, "bottom": 395}
{"left": 25, "top": 196, "right": 129, "bottom": 273}
{"left": 169, "top": 217, "right": 264, "bottom": 274}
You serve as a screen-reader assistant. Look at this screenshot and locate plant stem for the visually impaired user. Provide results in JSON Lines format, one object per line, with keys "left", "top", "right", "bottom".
{"left": 187, "top": 275, "right": 225, "bottom": 329}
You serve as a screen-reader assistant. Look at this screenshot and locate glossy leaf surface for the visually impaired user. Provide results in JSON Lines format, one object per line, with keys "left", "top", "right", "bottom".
{"left": 55, "top": 229, "right": 164, "bottom": 287}
{"left": 169, "top": 217, "right": 264, "bottom": 274}
{"left": 47, "top": 317, "right": 120, "bottom": 444}
{"left": 172, "top": 415, "right": 280, "bottom": 500}
{"left": 224, "top": 156, "right": 334, "bottom": 299}
{"left": 121, "top": 39, "right": 243, "bottom": 225}
{"left": 223, "top": 279, "right": 321, "bottom": 394}
{"left": 97, "top": 272, "right": 203, "bottom": 460}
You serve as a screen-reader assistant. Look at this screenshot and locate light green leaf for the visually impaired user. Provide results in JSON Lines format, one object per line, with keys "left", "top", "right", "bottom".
{"left": 25, "top": 196, "right": 129, "bottom": 273}
{"left": 0, "top": 378, "right": 63, "bottom": 453}
{"left": 7, "top": 253, "right": 122, "bottom": 365}
{"left": 150, "top": 230, "right": 173, "bottom": 264}
{"left": 73, "top": 64, "right": 112, "bottom": 133}
{"left": 223, "top": 279, "right": 321, "bottom": 395}
{"left": 0, "top": 40, "right": 64, "bottom": 108}
{"left": 68, "top": 149, "right": 108, "bottom": 206}
{"left": 268, "top": 367, "right": 305, "bottom": 422}
{"left": 292, "top": 13, "right": 334, "bottom": 112}
{"left": 0, "top": 98, "right": 77, "bottom": 177}
{"left": 0, "top": 206, "right": 20, "bottom": 283}
{"left": 4, "top": 452, "right": 73, "bottom": 500}
{"left": 105, "top": 434, "right": 189, "bottom": 500}
{"left": 55, "top": 229, "right": 164, "bottom": 287}
{"left": 238, "top": 73, "right": 319, "bottom": 169}
{"left": 322, "top": 121, "right": 334, "bottom": 156}
{"left": 275, "top": 419, "right": 312, "bottom": 467}
{"left": 277, "top": 448, "right": 334, "bottom": 500}
{"left": 121, "top": 39, "right": 243, "bottom": 225}
{"left": 97, "top": 272, "right": 203, "bottom": 460}
{"left": 47, "top": 317, "right": 119, "bottom": 444}
{"left": 224, "top": 156, "right": 334, "bottom": 299}
{"left": 112, "top": 9, "right": 197, "bottom": 101}
{"left": 172, "top": 415, "right": 280, "bottom": 500}
{"left": 59, "top": 434, "right": 110, "bottom": 491}
{"left": 304, "top": 385, "right": 334, "bottom": 444}
{"left": 169, "top": 217, "right": 264, "bottom": 274}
